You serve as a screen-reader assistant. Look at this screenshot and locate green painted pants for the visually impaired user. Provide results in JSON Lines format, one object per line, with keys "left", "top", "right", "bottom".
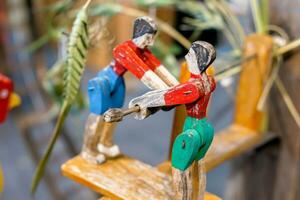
{"left": 171, "top": 117, "right": 214, "bottom": 171}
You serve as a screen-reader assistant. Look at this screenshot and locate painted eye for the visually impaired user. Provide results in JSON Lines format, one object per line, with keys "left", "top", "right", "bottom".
{"left": 0, "top": 89, "right": 9, "bottom": 99}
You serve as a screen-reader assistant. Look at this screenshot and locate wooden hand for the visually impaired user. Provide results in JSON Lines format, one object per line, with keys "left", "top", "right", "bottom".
{"left": 103, "top": 106, "right": 140, "bottom": 123}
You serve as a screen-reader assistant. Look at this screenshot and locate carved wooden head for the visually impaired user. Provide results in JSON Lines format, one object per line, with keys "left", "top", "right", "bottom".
{"left": 132, "top": 16, "right": 158, "bottom": 48}
{"left": 185, "top": 41, "right": 216, "bottom": 74}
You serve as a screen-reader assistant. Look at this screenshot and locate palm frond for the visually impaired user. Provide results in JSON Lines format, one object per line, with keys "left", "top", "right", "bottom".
{"left": 31, "top": 0, "right": 91, "bottom": 193}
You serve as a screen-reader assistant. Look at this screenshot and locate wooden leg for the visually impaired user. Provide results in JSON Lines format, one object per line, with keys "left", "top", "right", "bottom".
{"left": 81, "top": 113, "right": 105, "bottom": 164}
{"left": 99, "top": 122, "right": 117, "bottom": 147}
{"left": 172, "top": 160, "right": 206, "bottom": 200}
{"left": 97, "top": 121, "right": 120, "bottom": 158}
{"left": 198, "top": 160, "right": 206, "bottom": 200}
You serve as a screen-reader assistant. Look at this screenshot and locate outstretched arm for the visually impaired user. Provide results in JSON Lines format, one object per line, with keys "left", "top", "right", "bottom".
{"left": 113, "top": 43, "right": 168, "bottom": 90}
{"left": 129, "top": 82, "right": 203, "bottom": 119}
{"left": 143, "top": 48, "right": 179, "bottom": 87}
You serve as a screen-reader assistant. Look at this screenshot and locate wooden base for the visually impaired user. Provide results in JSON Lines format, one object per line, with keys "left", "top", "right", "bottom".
{"left": 62, "top": 156, "right": 221, "bottom": 200}
{"left": 158, "top": 124, "right": 265, "bottom": 174}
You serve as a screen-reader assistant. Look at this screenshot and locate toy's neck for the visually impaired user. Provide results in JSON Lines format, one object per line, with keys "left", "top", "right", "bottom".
{"left": 190, "top": 72, "right": 207, "bottom": 78}
{"left": 132, "top": 38, "right": 146, "bottom": 49}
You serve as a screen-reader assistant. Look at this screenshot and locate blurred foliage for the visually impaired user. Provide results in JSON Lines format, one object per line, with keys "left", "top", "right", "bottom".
{"left": 151, "top": 38, "right": 182, "bottom": 76}
{"left": 31, "top": 0, "right": 91, "bottom": 193}
{"left": 250, "top": 0, "right": 269, "bottom": 34}
{"left": 42, "top": 59, "right": 86, "bottom": 109}
{"left": 89, "top": 2, "right": 122, "bottom": 17}
{"left": 135, "top": 0, "right": 178, "bottom": 7}
{"left": 27, "top": 0, "right": 247, "bottom": 110}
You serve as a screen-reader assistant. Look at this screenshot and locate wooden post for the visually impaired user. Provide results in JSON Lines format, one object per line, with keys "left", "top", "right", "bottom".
{"left": 225, "top": 1, "right": 300, "bottom": 199}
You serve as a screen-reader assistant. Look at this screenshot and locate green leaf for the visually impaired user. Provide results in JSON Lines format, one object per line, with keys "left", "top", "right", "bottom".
{"left": 31, "top": 1, "right": 90, "bottom": 193}
{"left": 64, "top": 3, "right": 89, "bottom": 104}
{"left": 31, "top": 102, "right": 71, "bottom": 194}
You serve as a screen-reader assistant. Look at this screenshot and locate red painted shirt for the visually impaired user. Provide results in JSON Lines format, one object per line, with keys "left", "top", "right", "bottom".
{"left": 112, "top": 40, "right": 161, "bottom": 79}
{"left": 164, "top": 72, "right": 216, "bottom": 119}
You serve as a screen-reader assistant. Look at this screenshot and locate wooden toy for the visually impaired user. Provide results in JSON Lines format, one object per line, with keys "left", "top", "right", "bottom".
{"left": 104, "top": 41, "right": 216, "bottom": 199}
{"left": 0, "top": 73, "right": 20, "bottom": 124}
{"left": 47, "top": 1, "right": 298, "bottom": 199}
{"left": 61, "top": 18, "right": 220, "bottom": 200}
{"left": 81, "top": 16, "right": 179, "bottom": 164}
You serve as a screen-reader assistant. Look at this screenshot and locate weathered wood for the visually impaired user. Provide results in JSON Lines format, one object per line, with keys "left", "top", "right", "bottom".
{"left": 204, "top": 124, "right": 262, "bottom": 170}
{"left": 224, "top": 34, "right": 275, "bottom": 200}
{"left": 81, "top": 114, "right": 103, "bottom": 164}
{"left": 224, "top": 139, "right": 279, "bottom": 200}
{"left": 99, "top": 122, "right": 117, "bottom": 147}
{"left": 234, "top": 34, "right": 273, "bottom": 131}
{"left": 172, "top": 161, "right": 204, "bottom": 200}
{"left": 62, "top": 155, "right": 173, "bottom": 200}
{"left": 269, "top": 2, "right": 300, "bottom": 198}
{"left": 101, "top": 192, "right": 220, "bottom": 200}
{"left": 225, "top": 2, "right": 300, "bottom": 200}
{"left": 100, "top": 193, "right": 220, "bottom": 200}
{"left": 270, "top": 53, "right": 300, "bottom": 200}
{"left": 62, "top": 155, "right": 221, "bottom": 200}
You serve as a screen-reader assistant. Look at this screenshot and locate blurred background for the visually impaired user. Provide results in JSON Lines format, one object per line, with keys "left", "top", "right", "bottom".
{"left": 0, "top": 0, "right": 300, "bottom": 199}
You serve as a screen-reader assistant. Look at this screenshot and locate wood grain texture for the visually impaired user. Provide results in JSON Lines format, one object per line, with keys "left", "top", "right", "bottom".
{"left": 100, "top": 192, "right": 220, "bottom": 200}
{"left": 62, "top": 155, "right": 221, "bottom": 200}
{"left": 269, "top": 2, "right": 300, "bottom": 198}
{"left": 224, "top": 139, "right": 279, "bottom": 200}
{"left": 271, "top": 59, "right": 300, "bottom": 200}
{"left": 99, "top": 121, "right": 117, "bottom": 147}
{"left": 234, "top": 35, "right": 273, "bottom": 131}
{"left": 224, "top": 33, "right": 278, "bottom": 199}
{"left": 81, "top": 114, "right": 103, "bottom": 164}
{"left": 172, "top": 161, "right": 204, "bottom": 200}
{"left": 226, "top": 5, "right": 300, "bottom": 199}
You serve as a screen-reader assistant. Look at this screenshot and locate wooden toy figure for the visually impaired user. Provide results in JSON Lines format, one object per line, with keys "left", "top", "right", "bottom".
{"left": 0, "top": 73, "right": 20, "bottom": 124}
{"left": 104, "top": 41, "right": 216, "bottom": 199}
{"left": 81, "top": 16, "right": 179, "bottom": 164}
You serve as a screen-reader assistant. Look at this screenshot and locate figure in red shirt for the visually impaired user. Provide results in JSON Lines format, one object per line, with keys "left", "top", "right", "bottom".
{"left": 81, "top": 16, "right": 179, "bottom": 164}
{"left": 114, "top": 41, "right": 216, "bottom": 199}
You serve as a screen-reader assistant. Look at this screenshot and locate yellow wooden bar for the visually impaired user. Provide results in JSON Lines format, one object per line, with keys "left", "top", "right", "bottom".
{"left": 62, "top": 156, "right": 221, "bottom": 200}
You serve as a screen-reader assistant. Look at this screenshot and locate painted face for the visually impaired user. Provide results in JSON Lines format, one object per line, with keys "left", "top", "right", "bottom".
{"left": 185, "top": 48, "right": 200, "bottom": 75}
{"left": 185, "top": 41, "right": 216, "bottom": 74}
{"left": 133, "top": 33, "right": 156, "bottom": 49}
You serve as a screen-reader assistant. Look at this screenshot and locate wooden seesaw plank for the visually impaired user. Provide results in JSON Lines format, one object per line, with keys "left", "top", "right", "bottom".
{"left": 61, "top": 156, "right": 221, "bottom": 200}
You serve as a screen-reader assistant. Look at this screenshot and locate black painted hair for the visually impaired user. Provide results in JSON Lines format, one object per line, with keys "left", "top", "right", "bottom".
{"left": 190, "top": 41, "right": 216, "bottom": 73}
{"left": 132, "top": 17, "right": 157, "bottom": 39}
